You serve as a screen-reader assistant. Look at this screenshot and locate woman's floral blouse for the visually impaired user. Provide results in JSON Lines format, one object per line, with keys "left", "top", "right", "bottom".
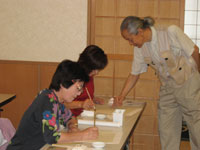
{"left": 7, "top": 89, "right": 72, "bottom": 150}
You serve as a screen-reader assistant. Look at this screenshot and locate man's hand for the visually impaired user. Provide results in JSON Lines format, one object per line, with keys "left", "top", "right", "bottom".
{"left": 112, "top": 96, "right": 124, "bottom": 107}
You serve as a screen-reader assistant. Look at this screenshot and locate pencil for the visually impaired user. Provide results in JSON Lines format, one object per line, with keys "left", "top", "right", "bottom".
{"left": 85, "top": 87, "right": 96, "bottom": 127}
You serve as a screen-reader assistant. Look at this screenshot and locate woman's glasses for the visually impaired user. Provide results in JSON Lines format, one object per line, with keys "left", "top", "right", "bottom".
{"left": 72, "top": 80, "right": 84, "bottom": 93}
{"left": 76, "top": 84, "right": 83, "bottom": 93}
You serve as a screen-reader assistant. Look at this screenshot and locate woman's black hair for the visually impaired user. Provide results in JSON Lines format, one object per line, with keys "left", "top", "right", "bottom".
{"left": 78, "top": 45, "right": 108, "bottom": 74}
{"left": 49, "top": 59, "right": 89, "bottom": 91}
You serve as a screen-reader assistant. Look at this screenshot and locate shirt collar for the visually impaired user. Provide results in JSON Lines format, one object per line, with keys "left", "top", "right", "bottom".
{"left": 150, "top": 26, "right": 157, "bottom": 45}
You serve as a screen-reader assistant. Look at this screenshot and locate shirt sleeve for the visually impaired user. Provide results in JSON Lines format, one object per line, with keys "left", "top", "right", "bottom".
{"left": 40, "top": 92, "right": 61, "bottom": 144}
{"left": 167, "top": 25, "right": 195, "bottom": 57}
{"left": 131, "top": 47, "right": 148, "bottom": 75}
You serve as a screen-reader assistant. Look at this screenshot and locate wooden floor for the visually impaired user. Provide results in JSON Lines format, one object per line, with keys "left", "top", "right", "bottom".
{"left": 180, "top": 141, "right": 190, "bottom": 150}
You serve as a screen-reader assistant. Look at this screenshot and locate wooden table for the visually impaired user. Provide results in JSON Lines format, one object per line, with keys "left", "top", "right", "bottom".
{"left": 0, "top": 93, "right": 16, "bottom": 116}
{"left": 41, "top": 99, "right": 146, "bottom": 150}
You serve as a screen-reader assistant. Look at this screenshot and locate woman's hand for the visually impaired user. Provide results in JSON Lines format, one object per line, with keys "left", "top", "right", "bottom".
{"left": 68, "top": 123, "right": 80, "bottom": 132}
{"left": 67, "top": 117, "right": 80, "bottom": 132}
{"left": 81, "top": 127, "right": 99, "bottom": 140}
{"left": 82, "top": 99, "right": 95, "bottom": 110}
{"left": 58, "top": 126, "right": 98, "bottom": 143}
{"left": 94, "top": 97, "right": 104, "bottom": 105}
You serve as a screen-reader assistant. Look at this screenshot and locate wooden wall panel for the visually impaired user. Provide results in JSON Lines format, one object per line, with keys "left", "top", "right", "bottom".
{"left": 159, "top": 0, "right": 180, "bottom": 18}
{"left": 117, "top": 0, "right": 137, "bottom": 17}
{"left": 96, "top": 0, "right": 116, "bottom": 16}
{"left": 0, "top": 62, "right": 39, "bottom": 128}
{"left": 94, "top": 78, "right": 113, "bottom": 96}
{"left": 154, "top": 135, "right": 161, "bottom": 150}
{"left": 138, "top": 0, "right": 159, "bottom": 17}
{"left": 95, "top": 37, "right": 115, "bottom": 54}
{"left": 133, "top": 134, "right": 155, "bottom": 150}
{"left": 114, "top": 78, "right": 135, "bottom": 97}
{"left": 116, "top": 18, "right": 124, "bottom": 36}
{"left": 134, "top": 116, "right": 155, "bottom": 134}
{"left": 115, "top": 60, "right": 132, "bottom": 78}
{"left": 97, "top": 60, "right": 114, "bottom": 77}
{"left": 115, "top": 37, "right": 133, "bottom": 54}
{"left": 95, "top": 18, "right": 115, "bottom": 36}
{"left": 0, "top": 61, "right": 59, "bottom": 128}
{"left": 39, "top": 63, "right": 58, "bottom": 90}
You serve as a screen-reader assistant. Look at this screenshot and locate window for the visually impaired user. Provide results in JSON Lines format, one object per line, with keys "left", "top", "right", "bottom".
{"left": 184, "top": 0, "right": 200, "bottom": 49}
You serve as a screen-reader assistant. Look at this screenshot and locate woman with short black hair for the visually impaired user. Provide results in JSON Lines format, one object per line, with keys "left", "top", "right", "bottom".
{"left": 7, "top": 59, "right": 98, "bottom": 150}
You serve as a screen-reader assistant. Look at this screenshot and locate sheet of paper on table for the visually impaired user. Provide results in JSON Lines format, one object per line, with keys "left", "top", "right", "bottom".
{"left": 51, "top": 129, "right": 122, "bottom": 149}
{"left": 78, "top": 105, "right": 142, "bottom": 127}
{"left": 50, "top": 144, "right": 93, "bottom": 150}
{"left": 95, "top": 129, "right": 122, "bottom": 144}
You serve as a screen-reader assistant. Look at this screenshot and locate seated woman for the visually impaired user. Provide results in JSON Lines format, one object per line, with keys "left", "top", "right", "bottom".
{"left": 65, "top": 45, "right": 108, "bottom": 117}
{"left": 7, "top": 60, "right": 98, "bottom": 150}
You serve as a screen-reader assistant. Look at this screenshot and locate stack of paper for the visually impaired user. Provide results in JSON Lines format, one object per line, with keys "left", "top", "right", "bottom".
{"left": 78, "top": 119, "right": 121, "bottom": 127}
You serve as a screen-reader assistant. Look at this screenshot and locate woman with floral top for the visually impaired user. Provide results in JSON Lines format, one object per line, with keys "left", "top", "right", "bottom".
{"left": 7, "top": 60, "right": 99, "bottom": 150}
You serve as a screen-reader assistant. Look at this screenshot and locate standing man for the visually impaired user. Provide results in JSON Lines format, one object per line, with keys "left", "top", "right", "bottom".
{"left": 114, "top": 16, "right": 200, "bottom": 150}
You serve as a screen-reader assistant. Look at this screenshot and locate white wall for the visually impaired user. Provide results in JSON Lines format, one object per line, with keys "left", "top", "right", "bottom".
{"left": 0, "top": 0, "right": 88, "bottom": 62}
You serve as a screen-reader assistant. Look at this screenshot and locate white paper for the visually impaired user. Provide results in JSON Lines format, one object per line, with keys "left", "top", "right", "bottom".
{"left": 81, "top": 110, "right": 94, "bottom": 117}
{"left": 78, "top": 119, "right": 121, "bottom": 127}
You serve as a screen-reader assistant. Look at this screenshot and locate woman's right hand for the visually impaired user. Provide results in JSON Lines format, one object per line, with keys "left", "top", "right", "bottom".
{"left": 82, "top": 99, "right": 95, "bottom": 110}
{"left": 81, "top": 127, "right": 99, "bottom": 140}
